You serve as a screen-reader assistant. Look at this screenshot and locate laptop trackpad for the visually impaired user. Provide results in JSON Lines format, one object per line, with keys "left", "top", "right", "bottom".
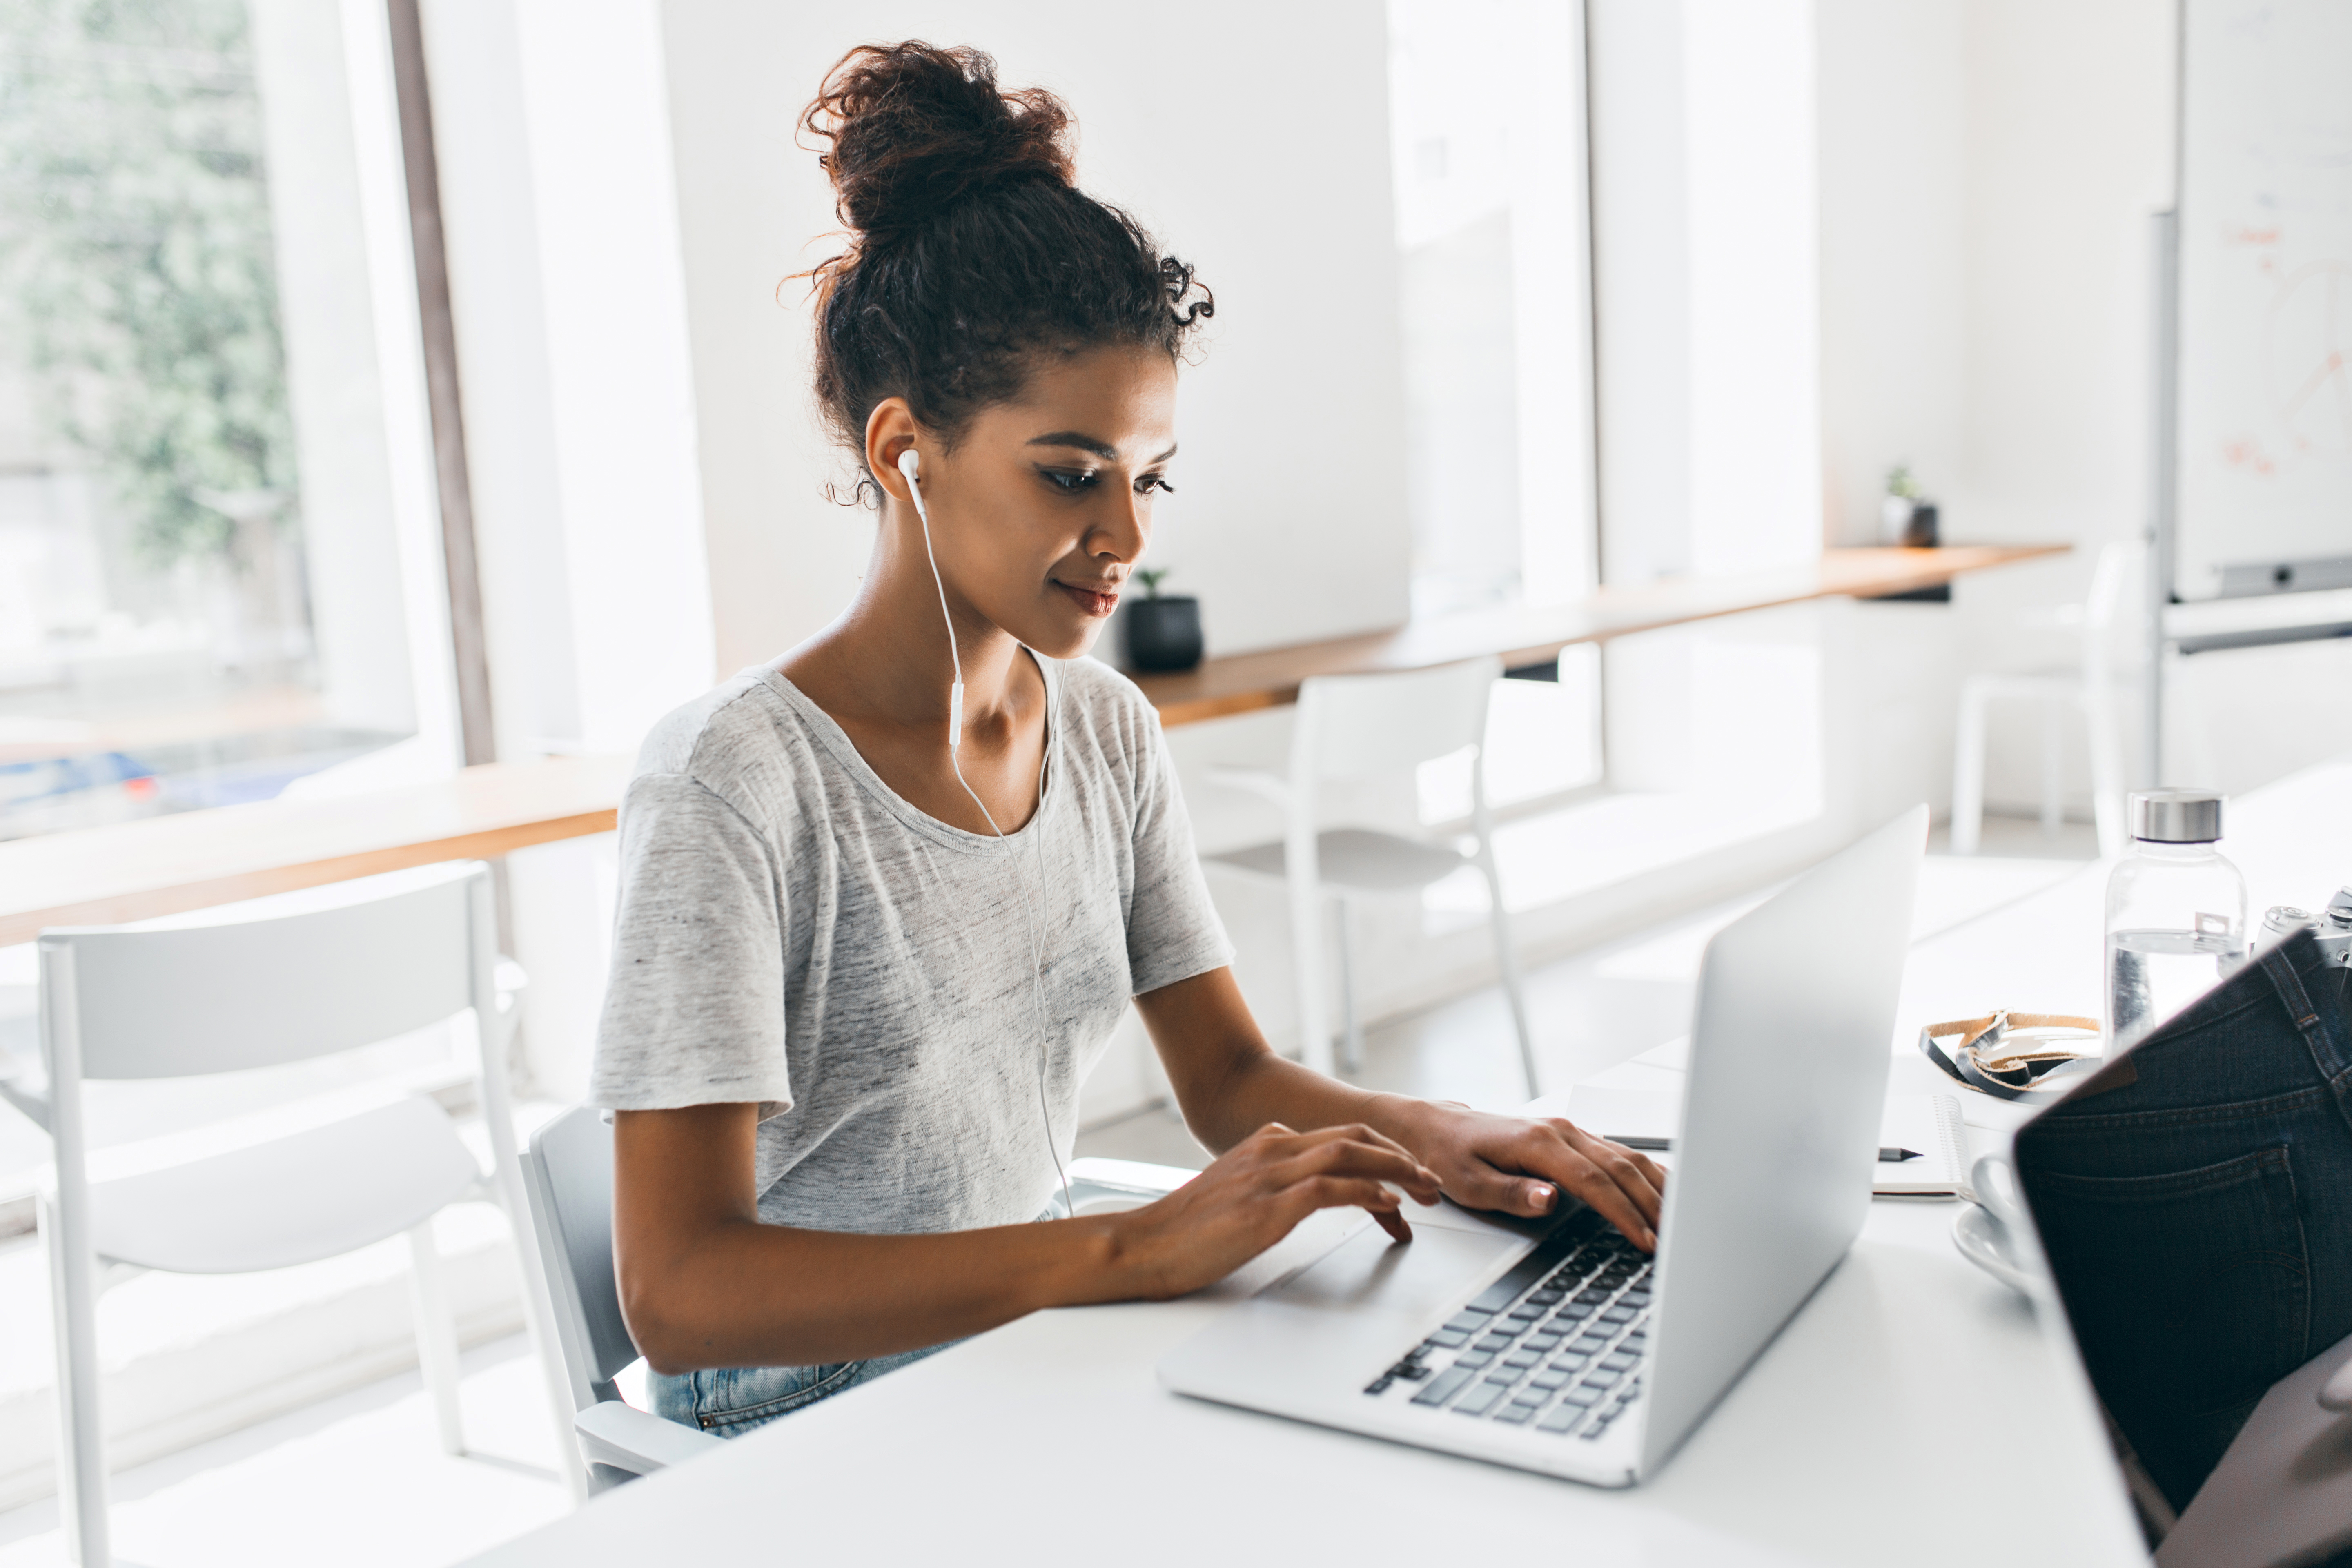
{"left": 1269, "top": 1223, "right": 1524, "bottom": 1317}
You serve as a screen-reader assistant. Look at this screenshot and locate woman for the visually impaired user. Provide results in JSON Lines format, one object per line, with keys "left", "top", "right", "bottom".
{"left": 593, "top": 40, "right": 1666, "bottom": 1438}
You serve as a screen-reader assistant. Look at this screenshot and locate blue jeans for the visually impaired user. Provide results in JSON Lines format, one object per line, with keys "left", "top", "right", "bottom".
{"left": 650, "top": 1341, "right": 956, "bottom": 1438}
{"left": 648, "top": 1205, "right": 1057, "bottom": 1437}
{"left": 2016, "top": 929, "right": 2352, "bottom": 1513}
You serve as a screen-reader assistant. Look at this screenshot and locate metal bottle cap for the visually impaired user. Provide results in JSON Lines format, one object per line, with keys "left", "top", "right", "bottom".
{"left": 2129, "top": 788, "right": 2224, "bottom": 844}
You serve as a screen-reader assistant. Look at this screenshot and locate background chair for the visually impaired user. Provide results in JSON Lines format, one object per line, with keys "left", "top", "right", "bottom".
{"left": 4, "top": 862, "right": 576, "bottom": 1568}
{"left": 1206, "top": 656, "right": 1538, "bottom": 1096}
{"left": 521, "top": 1105, "right": 721, "bottom": 1493}
{"left": 1950, "top": 539, "right": 2136, "bottom": 859}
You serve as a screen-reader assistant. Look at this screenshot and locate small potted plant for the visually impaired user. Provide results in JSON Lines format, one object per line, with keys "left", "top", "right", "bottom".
{"left": 1882, "top": 464, "right": 1940, "bottom": 548}
{"left": 1122, "top": 567, "right": 1203, "bottom": 673}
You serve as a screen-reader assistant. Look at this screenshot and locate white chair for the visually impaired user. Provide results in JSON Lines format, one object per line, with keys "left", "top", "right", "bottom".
{"left": 1206, "top": 657, "right": 1538, "bottom": 1096}
{"left": 520, "top": 1105, "right": 722, "bottom": 1493}
{"left": 514, "top": 1118, "right": 1192, "bottom": 1494}
{"left": 1951, "top": 541, "right": 2135, "bottom": 860}
{"left": 1, "top": 863, "right": 575, "bottom": 1568}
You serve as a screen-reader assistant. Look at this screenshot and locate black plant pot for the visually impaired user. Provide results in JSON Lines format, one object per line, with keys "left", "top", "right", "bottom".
{"left": 1900, "top": 502, "right": 1940, "bottom": 549}
{"left": 1124, "top": 595, "right": 1203, "bottom": 673}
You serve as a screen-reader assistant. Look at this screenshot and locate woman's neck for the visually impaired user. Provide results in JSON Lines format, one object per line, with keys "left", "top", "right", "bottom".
{"left": 780, "top": 507, "right": 1035, "bottom": 737}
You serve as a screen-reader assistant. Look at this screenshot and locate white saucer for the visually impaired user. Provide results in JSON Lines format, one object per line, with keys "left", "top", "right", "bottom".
{"left": 1952, "top": 1203, "right": 2036, "bottom": 1294}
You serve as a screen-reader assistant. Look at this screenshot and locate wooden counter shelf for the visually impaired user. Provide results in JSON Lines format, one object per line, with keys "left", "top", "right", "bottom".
{"left": 0, "top": 752, "right": 630, "bottom": 949}
{"left": 0, "top": 545, "right": 2061, "bottom": 944}
{"left": 1132, "top": 543, "right": 2066, "bottom": 726}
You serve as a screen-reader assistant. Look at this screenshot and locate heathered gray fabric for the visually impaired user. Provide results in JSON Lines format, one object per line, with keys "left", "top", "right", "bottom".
{"left": 588, "top": 653, "right": 1232, "bottom": 1236}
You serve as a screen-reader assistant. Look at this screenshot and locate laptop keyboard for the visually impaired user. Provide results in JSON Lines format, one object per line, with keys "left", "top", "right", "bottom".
{"left": 1362, "top": 1212, "right": 1651, "bottom": 1442}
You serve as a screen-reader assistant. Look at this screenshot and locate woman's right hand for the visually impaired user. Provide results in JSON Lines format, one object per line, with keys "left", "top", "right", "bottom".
{"left": 1094, "top": 1122, "right": 1443, "bottom": 1301}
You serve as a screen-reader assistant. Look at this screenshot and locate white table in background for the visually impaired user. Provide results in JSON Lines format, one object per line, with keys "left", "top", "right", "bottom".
{"left": 462, "top": 758, "right": 2352, "bottom": 1567}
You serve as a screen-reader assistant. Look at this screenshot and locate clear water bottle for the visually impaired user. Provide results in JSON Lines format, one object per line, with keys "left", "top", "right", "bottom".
{"left": 2105, "top": 788, "right": 2247, "bottom": 1050}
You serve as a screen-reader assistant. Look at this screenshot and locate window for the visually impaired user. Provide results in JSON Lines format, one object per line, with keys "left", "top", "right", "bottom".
{"left": 0, "top": 0, "right": 445, "bottom": 841}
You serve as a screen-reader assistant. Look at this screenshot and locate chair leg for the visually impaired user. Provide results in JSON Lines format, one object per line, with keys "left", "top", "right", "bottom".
{"left": 1334, "top": 899, "right": 1364, "bottom": 1075}
{"left": 1286, "top": 839, "right": 1334, "bottom": 1078}
{"left": 461, "top": 960, "right": 593, "bottom": 1508}
{"left": 2171, "top": 662, "right": 2221, "bottom": 795}
{"left": 1951, "top": 684, "right": 1989, "bottom": 856}
{"left": 2040, "top": 699, "right": 2065, "bottom": 839}
{"left": 406, "top": 1218, "right": 467, "bottom": 1457}
{"left": 2082, "top": 685, "right": 2128, "bottom": 860}
{"left": 39, "top": 1190, "right": 110, "bottom": 1568}
{"left": 1480, "top": 854, "right": 1540, "bottom": 1100}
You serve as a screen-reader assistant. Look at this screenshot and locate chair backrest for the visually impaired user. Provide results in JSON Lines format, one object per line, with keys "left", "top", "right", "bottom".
{"left": 2080, "top": 539, "right": 2136, "bottom": 635}
{"left": 2076, "top": 540, "right": 2140, "bottom": 684}
{"left": 40, "top": 863, "right": 492, "bottom": 1081}
{"left": 1292, "top": 656, "right": 1503, "bottom": 783}
{"left": 521, "top": 1105, "right": 639, "bottom": 1411}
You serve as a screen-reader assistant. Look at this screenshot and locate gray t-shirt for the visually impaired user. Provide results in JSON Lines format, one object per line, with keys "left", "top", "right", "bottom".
{"left": 588, "top": 653, "right": 1232, "bottom": 1236}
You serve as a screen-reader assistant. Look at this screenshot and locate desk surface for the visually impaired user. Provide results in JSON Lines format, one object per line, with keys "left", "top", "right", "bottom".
{"left": 458, "top": 766, "right": 2352, "bottom": 1568}
{"left": 469, "top": 1202, "right": 2136, "bottom": 1568}
{"left": 0, "top": 753, "right": 629, "bottom": 948}
{"left": 1134, "top": 543, "right": 2065, "bottom": 725}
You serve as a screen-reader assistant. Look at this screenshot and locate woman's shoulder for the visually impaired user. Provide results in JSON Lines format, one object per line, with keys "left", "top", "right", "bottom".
{"left": 1050, "top": 654, "right": 1163, "bottom": 754}
{"left": 1051, "top": 652, "right": 1155, "bottom": 719}
{"left": 630, "top": 663, "right": 824, "bottom": 822}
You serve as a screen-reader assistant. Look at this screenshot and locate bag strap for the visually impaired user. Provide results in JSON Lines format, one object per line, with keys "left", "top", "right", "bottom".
{"left": 1918, "top": 1011, "right": 2102, "bottom": 1103}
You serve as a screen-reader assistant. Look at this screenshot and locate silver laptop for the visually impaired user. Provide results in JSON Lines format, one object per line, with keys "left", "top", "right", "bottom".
{"left": 1158, "top": 806, "right": 1926, "bottom": 1487}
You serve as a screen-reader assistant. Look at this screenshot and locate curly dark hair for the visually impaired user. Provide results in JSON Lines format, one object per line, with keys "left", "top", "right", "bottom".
{"left": 797, "top": 42, "right": 1212, "bottom": 494}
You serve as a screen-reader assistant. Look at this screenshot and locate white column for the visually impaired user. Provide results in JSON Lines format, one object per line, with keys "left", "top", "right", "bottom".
{"left": 422, "top": 0, "right": 715, "bottom": 1094}
{"left": 1588, "top": 0, "right": 1821, "bottom": 584}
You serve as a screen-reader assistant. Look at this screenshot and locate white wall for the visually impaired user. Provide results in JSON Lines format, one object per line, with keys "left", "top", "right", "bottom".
{"left": 1958, "top": 2, "right": 2177, "bottom": 557}
{"left": 1816, "top": 0, "right": 2177, "bottom": 566}
{"left": 1814, "top": 0, "right": 1968, "bottom": 550}
{"left": 659, "top": 0, "right": 1414, "bottom": 675}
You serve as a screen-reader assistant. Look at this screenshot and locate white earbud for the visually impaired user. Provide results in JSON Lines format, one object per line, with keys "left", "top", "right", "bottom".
{"left": 898, "top": 446, "right": 963, "bottom": 750}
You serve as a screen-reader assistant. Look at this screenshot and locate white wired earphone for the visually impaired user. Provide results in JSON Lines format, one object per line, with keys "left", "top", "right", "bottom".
{"left": 897, "top": 446, "right": 1076, "bottom": 1223}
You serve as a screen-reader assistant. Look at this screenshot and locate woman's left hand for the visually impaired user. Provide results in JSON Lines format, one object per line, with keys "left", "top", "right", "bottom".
{"left": 1393, "top": 1102, "right": 1668, "bottom": 1251}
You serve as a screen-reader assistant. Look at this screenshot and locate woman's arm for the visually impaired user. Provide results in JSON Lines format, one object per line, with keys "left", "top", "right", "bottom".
{"left": 613, "top": 1100, "right": 1440, "bottom": 1375}
{"left": 1135, "top": 967, "right": 1668, "bottom": 1250}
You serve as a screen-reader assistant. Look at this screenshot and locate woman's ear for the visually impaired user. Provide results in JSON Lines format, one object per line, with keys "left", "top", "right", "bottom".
{"left": 864, "top": 398, "right": 920, "bottom": 506}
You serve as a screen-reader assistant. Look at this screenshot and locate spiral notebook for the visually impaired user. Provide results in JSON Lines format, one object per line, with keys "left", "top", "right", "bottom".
{"left": 1565, "top": 1085, "right": 1971, "bottom": 1197}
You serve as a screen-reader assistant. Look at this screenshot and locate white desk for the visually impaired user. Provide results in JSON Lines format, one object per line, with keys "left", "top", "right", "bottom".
{"left": 463, "top": 759, "right": 2352, "bottom": 1567}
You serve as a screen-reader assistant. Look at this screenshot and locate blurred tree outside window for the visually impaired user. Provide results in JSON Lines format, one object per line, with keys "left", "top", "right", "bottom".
{"left": 0, "top": 0, "right": 398, "bottom": 839}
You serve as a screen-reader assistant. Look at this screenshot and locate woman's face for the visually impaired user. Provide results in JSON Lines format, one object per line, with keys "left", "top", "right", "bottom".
{"left": 902, "top": 345, "right": 1178, "bottom": 661}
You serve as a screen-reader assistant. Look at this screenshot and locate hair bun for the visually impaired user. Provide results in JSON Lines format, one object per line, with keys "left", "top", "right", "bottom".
{"left": 803, "top": 42, "right": 1075, "bottom": 244}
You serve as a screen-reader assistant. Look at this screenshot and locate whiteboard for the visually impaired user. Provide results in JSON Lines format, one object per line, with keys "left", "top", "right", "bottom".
{"left": 2174, "top": 0, "right": 2352, "bottom": 601}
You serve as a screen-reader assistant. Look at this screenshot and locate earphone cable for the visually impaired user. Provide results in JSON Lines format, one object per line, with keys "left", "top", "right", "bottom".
{"left": 904, "top": 458, "right": 1074, "bottom": 1223}
{"left": 946, "top": 758, "right": 1071, "bottom": 1225}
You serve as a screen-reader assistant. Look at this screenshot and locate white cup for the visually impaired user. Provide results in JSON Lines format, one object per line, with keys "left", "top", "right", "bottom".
{"left": 1970, "top": 1149, "right": 2030, "bottom": 1232}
